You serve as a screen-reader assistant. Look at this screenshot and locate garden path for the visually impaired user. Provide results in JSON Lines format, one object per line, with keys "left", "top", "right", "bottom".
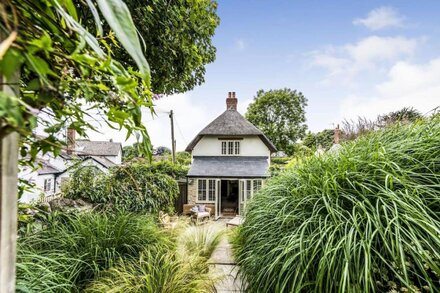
{"left": 208, "top": 220, "right": 244, "bottom": 292}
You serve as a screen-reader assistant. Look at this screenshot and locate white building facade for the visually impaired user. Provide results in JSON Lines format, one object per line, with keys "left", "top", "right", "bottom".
{"left": 185, "top": 92, "right": 276, "bottom": 218}
{"left": 19, "top": 133, "right": 122, "bottom": 203}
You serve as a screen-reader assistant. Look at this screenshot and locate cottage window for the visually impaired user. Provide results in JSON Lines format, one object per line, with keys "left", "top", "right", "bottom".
{"left": 234, "top": 141, "right": 240, "bottom": 154}
{"left": 221, "top": 142, "right": 227, "bottom": 154}
{"left": 228, "top": 141, "right": 234, "bottom": 154}
{"left": 198, "top": 179, "right": 216, "bottom": 202}
{"left": 253, "top": 179, "right": 262, "bottom": 194}
{"left": 208, "top": 180, "right": 216, "bottom": 201}
{"left": 246, "top": 179, "right": 252, "bottom": 200}
{"left": 44, "top": 178, "right": 52, "bottom": 192}
{"left": 221, "top": 140, "right": 240, "bottom": 155}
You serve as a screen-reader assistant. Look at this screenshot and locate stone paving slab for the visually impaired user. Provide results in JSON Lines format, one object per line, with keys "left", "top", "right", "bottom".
{"left": 208, "top": 221, "right": 245, "bottom": 292}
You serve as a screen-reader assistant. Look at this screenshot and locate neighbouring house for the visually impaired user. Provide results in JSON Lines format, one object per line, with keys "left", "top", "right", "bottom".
{"left": 19, "top": 129, "right": 122, "bottom": 203}
{"left": 185, "top": 92, "right": 277, "bottom": 218}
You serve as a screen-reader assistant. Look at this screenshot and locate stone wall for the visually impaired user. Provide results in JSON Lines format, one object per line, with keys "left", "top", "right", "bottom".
{"left": 188, "top": 178, "right": 197, "bottom": 204}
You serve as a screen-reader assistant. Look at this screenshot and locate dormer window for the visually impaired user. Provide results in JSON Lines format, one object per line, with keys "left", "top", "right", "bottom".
{"left": 221, "top": 140, "right": 240, "bottom": 155}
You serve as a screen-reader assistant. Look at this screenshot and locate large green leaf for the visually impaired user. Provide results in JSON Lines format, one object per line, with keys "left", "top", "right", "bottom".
{"left": 96, "top": 0, "right": 151, "bottom": 83}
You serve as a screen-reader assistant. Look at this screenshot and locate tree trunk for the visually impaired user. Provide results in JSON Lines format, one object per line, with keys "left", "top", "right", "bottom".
{"left": 0, "top": 52, "right": 19, "bottom": 292}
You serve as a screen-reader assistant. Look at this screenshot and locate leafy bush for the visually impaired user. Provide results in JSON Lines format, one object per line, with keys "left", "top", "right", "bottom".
{"left": 64, "top": 162, "right": 179, "bottom": 213}
{"left": 148, "top": 160, "right": 189, "bottom": 179}
{"left": 234, "top": 118, "right": 440, "bottom": 292}
{"left": 85, "top": 247, "right": 215, "bottom": 293}
{"left": 17, "top": 211, "right": 170, "bottom": 291}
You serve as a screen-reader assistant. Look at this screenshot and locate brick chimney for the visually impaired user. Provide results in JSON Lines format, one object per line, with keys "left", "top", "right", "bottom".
{"left": 226, "top": 92, "right": 237, "bottom": 110}
{"left": 66, "top": 127, "right": 76, "bottom": 155}
{"left": 334, "top": 124, "right": 341, "bottom": 144}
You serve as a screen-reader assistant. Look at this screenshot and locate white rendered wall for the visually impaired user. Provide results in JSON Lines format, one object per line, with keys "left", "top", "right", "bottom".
{"left": 106, "top": 151, "right": 121, "bottom": 164}
{"left": 192, "top": 136, "right": 271, "bottom": 157}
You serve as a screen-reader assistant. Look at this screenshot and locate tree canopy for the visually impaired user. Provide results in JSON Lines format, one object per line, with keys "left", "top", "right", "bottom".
{"left": 1, "top": 0, "right": 156, "bottom": 162}
{"left": 79, "top": 0, "right": 220, "bottom": 95}
{"left": 302, "top": 129, "right": 334, "bottom": 151}
{"left": 245, "top": 89, "right": 308, "bottom": 155}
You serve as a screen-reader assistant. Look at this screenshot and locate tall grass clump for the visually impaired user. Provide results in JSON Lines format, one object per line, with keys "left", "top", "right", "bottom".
{"left": 85, "top": 247, "right": 215, "bottom": 293}
{"left": 233, "top": 117, "right": 440, "bottom": 292}
{"left": 85, "top": 222, "right": 223, "bottom": 292}
{"left": 17, "top": 211, "right": 170, "bottom": 291}
{"left": 177, "top": 223, "right": 224, "bottom": 259}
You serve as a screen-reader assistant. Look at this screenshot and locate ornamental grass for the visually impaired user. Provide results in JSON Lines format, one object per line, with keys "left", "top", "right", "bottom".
{"left": 233, "top": 117, "right": 440, "bottom": 292}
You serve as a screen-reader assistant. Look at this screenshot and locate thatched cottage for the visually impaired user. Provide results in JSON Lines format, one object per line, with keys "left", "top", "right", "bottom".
{"left": 185, "top": 92, "right": 276, "bottom": 218}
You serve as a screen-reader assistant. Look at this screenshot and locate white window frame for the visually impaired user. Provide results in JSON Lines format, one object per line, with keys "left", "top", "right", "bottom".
{"left": 221, "top": 141, "right": 227, "bottom": 155}
{"left": 43, "top": 178, "right": 52, "bottom": 192}
{"left": 197, "top": 179, "right": 216, "bottom": 203}
{"left": 220, "top": 140, "right": 240, "bottom": 155}
{"left": 239, "top": 179, "right": 265, "bottom": 215}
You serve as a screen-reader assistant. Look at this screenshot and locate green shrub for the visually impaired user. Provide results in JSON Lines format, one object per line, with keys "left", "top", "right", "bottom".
{"left": 234, "top": 118, "right": 440, "bottom": 292}
{"left": 64, "top": 162, "right": 179, "bottom": 213}
{"left": 85, "top": 247, "right": 215, "bottom": 293}
{"left": 17, "top": 211, "right": 170, "bottom": 291}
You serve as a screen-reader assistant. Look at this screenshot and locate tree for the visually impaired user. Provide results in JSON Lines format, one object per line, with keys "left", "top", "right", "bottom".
{"left": 1, "top": 0, "right": 154, "bottom": 162}
{"left": 378, "top": 107, "right": 422, "bottom": 126}
{"left": 78, "top": 0, "right": 220, "bottom": 95}
{"left": 302, "top": 129, "right": 334, "bottom": 151}
{"left": 154, "top": 146, "right": 171, "bottom": 156}
{"left": 245, "top": 89, "right": 308, "bottom": 155}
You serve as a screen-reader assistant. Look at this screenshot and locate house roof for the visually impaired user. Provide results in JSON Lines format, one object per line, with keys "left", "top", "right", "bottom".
{"left": 75, "top": 140, "right": 122, "bottom": 156}
{"left": 187, "top": 156, "right": 270, "bottom": 178}
{"left": 89, "top": 156, "right": 116, "bottom": 168}
{"left": 185, "top": 110, "right": 277, "bottom": 152}
{"left": 37, "top": 162, "right": 62, "bottom": 175}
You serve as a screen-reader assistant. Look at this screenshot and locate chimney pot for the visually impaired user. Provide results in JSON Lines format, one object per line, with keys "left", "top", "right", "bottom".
{"left": 226, "top": 91, "right": 238, "bottom": 111}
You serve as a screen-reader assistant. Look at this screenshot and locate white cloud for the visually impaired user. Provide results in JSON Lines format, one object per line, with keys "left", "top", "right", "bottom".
{"left": 310, "top": 35, "right": 418, "bottom": 84}
{"left": 86, "top": 93, "right": 212, "bottom": 151}
{"left": 353, "top": 6, "right": 405, "bottom": 31}
{"left": 339, "top": 58, "right": 440, "bottom": 121}
{"left": 235, "top": 39, "right": 246, "bottom": 51}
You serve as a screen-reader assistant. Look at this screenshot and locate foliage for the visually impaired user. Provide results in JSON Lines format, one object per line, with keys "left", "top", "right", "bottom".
{"left": 177, "top": 223, "right": 224, "bottom": 259}
{"left": 342, "top": 107, "right": 424, "bottom": 141}
{"left": 17, "top": 211, "right": 170, "bottom": 291}
{"left": 245, "top": 89, "right": 308, "bottom": 155}
{"left": 122, "top": 142, "right": 142, "bottom": 161}
{"left": 0, "top": 0, "right": 155, "bottom": 162}
{"left": 176, "top": 151, "right": 192, "bottom": 166}
{"left": 78, "top": 0, "right": 219, "bottom": 95}
{"left": 85, "top": 246, "right": 215, "bottom": 293}
{"left": 378, "top": 107, "right": 422, "bottom": 126}
{"left": 148, "top": 160, "right": 189, "bottom": 179}
{"left": 302, "top": 129, "right": 334, "bottom": 150}
{"left": 154, "top": 146, "right": 171, "bottom": 156}
{"left": 64, "top": 163, "right": 179, "bottom": 213}
{"left": 234, "top": 117, "right": 440, "bottom": 292}
{"left": 16, "top": 250, "right": 79, "bottom": 292}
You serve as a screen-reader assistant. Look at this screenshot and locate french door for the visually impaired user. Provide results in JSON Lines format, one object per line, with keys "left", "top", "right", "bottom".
{"left": 215, "top": 179, "right": 221, "bottom": 219}
{"left": 239, "top": 179, "right": 252, "bottom": 215}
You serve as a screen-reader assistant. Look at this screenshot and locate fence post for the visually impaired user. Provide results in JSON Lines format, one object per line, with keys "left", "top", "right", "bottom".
{"left": 0, "top": 40, "right": 19, "bottom": 292}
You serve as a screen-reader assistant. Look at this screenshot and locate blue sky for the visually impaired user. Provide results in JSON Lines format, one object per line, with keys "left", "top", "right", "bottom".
{"left": 94, "top": 1, "right": 440, "bottom": 150}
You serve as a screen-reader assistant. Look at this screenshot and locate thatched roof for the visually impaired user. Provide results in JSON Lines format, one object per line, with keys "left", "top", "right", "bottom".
{"left": 185, "top": 110, "right": 277, "bottom": 152}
